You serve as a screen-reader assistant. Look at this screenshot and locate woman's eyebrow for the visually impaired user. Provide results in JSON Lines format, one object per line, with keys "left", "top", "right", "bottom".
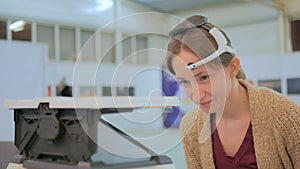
{"left": 175, "top": 77, "right": 185, "bottom": 80}
{"left": 175, "top": 71, "right": 207, "bottom": 80}
{"left": 194, "top": 71, "right": 207, "bottom": 77}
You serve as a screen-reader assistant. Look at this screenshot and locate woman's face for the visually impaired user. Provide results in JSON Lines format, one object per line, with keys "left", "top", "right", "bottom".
{"left": 172, "top": 49, "right": 233, "bottom": 114}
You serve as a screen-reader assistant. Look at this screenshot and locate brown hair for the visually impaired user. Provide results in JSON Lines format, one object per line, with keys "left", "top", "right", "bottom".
{"left": 166, "top": 23, "right": 246, "bottom": 80}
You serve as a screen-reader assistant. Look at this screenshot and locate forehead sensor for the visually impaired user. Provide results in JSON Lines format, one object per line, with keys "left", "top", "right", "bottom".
{"left": 187, "top": 62, "right": 195, "bottom": 70}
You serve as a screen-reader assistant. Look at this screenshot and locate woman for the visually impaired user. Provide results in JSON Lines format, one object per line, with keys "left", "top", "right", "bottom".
{"left": 166, "top": 15, "right": 300, "bottom": 169}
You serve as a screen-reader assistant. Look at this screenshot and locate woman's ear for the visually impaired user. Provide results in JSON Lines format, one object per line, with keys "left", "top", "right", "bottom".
{"left": 229, "top": 57, "right": 240, "bottom": 78}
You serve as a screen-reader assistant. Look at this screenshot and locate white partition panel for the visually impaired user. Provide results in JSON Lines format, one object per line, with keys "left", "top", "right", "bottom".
{"left": 0, "top": 40, "right": 47, "bottom": 141}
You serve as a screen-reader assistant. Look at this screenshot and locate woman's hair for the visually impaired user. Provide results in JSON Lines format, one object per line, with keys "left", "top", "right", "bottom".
{"left": 166, "top": 23, "right": 246, "bottom": 80}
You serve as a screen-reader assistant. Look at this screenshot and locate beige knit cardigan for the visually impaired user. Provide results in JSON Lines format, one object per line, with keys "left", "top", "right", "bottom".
{"left": 180, "top": 79, "right": 300, "bottom": 169}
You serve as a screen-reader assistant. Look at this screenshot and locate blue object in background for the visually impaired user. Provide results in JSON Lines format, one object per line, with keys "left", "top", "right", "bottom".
{"left": 162, "top": 68, "right": 186, "bottom": 128}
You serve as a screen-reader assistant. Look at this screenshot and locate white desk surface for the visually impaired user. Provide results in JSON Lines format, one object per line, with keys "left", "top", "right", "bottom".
{"left": 4, "top": 96, "right": 180, "bottom": 109}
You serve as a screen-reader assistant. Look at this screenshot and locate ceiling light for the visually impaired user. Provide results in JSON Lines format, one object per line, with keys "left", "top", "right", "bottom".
{"left": 96, "top": 0, "right": 113, "bottom": 11}
{"left": 9, "top": 20, "right": 26, "bottom": 32}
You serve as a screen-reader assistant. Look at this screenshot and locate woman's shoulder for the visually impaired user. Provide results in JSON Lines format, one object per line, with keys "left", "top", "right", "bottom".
{"left": 239, "top": 79, "right": 296, "bottom": 106}
{"left": 240, "top": 79, "right": 300, "bottom": 127}
{"left": 239, "top": 79, "right": 299, "bottom": 121}
{"left": 251, "top": 82, "right": 299, "bottom": 111}
{"left": 180, "top": 108, "right": 205, "bottom": 138}
{"left": 268, "top": 90, "right": 300, "bottom": 128}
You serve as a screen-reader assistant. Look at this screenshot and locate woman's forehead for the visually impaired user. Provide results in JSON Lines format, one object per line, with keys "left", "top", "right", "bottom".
{"left": 175, "top": 50, "right": 201, "bottom": 63}
{"left": 172, "top": 56, "right": 207, "bottom": 75}
{"left": 172, "top": 52, "right": 224, "bottom": 77}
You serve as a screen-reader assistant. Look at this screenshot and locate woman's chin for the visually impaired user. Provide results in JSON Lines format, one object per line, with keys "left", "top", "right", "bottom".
{"left": 199, "top": 107, "right": 211, "bottom": 114}
{"left": 200, "top": 106, "right": 218, "bottom": 114}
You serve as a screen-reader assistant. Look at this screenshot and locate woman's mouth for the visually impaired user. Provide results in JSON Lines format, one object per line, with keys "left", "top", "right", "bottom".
{"left": 200, "top": 100, "right": 211, "bottom": 106}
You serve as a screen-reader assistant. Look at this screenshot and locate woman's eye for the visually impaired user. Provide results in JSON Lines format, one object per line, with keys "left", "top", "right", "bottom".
{"left": 179, "top": 80, "right": 189, "bottom": 85}
{"left": 200, "top": 75, "right": 209, "bottom": 81}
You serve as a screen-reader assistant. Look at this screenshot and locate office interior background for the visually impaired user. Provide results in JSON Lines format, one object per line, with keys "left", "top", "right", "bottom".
{"left": 0, "top": 0, "right": 300, "bottom": 168}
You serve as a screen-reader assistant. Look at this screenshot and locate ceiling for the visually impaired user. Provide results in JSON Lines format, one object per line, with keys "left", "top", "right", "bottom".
{"left": 130, "top": 0, "right": 282, "bottom": 14}
{"left": 130, "top": 0, "right": 239, "bottom": 13}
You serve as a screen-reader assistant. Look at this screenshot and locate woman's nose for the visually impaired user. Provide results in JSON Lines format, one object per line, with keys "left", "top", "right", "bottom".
{"left": 190, "top": 84, "right": 204, "bottom": 104}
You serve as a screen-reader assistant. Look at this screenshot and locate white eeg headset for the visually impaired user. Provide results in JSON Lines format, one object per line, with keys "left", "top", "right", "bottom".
{"left": 169, "top": 15, "right": 236, "bottom": 70}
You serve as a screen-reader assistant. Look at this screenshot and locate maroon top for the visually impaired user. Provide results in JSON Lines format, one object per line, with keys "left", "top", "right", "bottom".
{"left": 212, "top": 123, "right": 258, "bottom": 169}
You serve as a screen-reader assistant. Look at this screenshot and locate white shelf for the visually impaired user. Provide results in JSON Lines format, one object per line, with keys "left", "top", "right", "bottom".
{"left": 4, "top": 96, "right": 180, "bottom": 109}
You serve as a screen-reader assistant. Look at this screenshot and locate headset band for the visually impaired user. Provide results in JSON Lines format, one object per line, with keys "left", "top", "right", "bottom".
{"left": 168, "top": 15, "right": 236, "bottom": 70}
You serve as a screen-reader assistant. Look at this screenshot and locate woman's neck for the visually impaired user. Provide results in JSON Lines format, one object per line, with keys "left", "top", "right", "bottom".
{"left": 222, "top": 79, "right": 250, "bottom": 121}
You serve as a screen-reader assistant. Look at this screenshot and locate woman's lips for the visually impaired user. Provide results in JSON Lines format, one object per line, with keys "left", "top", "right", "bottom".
{"left": 200, "top": 100, "right": 211, "bottom": 106}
